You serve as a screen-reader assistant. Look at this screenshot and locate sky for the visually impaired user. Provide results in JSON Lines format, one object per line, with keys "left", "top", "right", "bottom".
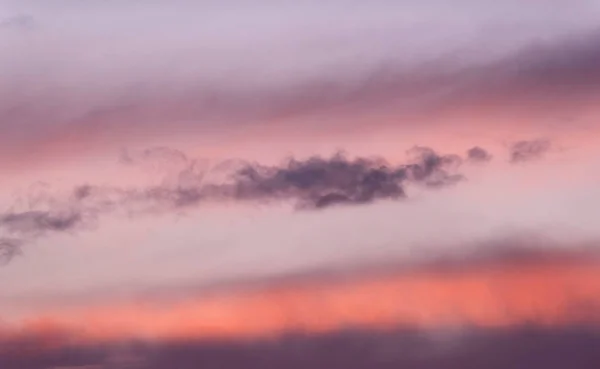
{"left": 1, "top": 1, "right": 600, "bottom": 368}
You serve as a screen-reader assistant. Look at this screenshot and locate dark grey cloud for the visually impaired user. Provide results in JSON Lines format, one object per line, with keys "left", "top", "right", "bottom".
{"left": 5, "top": 140, "right": 571, "bottom": 264}
{"left": 509, "top": 139, "right": 551, "bottom": 163}
{"left": 233, "top": 152, "right": 403, "bottom": 209}
{"left": 0, "top": 210, "right": 83, "bottom": 236}
{"left": 1, "top": 325, "right": 599, "bottom": 369}
{"left": 0, "top": 211, "right": 88, "bottom": 265}
{"left": 0, "top": 145, "right": 485, "bottom": 262}
{"left": 142, "top": 146, "right": 466, "bottom": 209}
{"left": 466, "top": 146, "right": 492, "bottom": 162}
{"left": 404, "top": 147, "right": 464, "bottom": 187}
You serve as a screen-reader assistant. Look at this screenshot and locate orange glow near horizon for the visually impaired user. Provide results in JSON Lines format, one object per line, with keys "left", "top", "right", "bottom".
{"left": 8, "top": 257, "right": 600, "bottom": 343}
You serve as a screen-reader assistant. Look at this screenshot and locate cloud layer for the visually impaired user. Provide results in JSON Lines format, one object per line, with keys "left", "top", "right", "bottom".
{"left": 3, "top": 236, "right": 598, "bottom": 344}
{"left": 2, "top": 2, "right": 600, "bottom": 367}
{"left": 2, "top": 1, "right": 600, "bottom": 165}
{"left": 0, "top": 144, "right": 498, "bottom": 262}
{"left": 2, "top": 325, "right": 600, "bottom": 369}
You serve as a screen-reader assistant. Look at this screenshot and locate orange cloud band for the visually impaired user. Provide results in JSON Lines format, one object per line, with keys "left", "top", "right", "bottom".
{"left": 11, "top": 255, "right": 600, "bottom": 343}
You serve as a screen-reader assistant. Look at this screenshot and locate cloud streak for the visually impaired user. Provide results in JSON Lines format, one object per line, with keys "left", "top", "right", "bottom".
{"left": 509, "top": 139, "right": 552, "bottom": 163}
{"left": 230, "top": 147, "right": 463, "bottom": 209}
{"left": 0, "top": 145, "right": 494, "bottom": 260}
{"left": 0, "top": 238, "right": 21, "bottom": 266}
{"left": 1, "top": 1, "right": 600, "bottom": 165}
{"left": 2, "top": 3, "right": 600, "bottom": 367}
{"left": 4, "top": 236, "right": 598, "bottom": 342}
{"left": 2, "top": 325, "right": 600, "bottom": 369}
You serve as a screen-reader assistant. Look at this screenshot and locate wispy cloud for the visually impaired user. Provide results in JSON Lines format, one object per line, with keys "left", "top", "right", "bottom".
{"left": 3, "top": 237, "right": 599, "bottom": 342}
{"left": 1, "top": 1, "right": 599, "bottom": 163}
{"left": 2, "top": 324, "right": 600, "bottom": 369}
{"left": 0, "top": 145, "right": 495, "bottom": 262}
{"left": 509, "top": 139, "right": 552, "bottom": 163}
{"left": 2, "top": 4, "right": 599, "bottom": 366}
{"left": 0, "top": 238, "right": 21, "bottom": 266}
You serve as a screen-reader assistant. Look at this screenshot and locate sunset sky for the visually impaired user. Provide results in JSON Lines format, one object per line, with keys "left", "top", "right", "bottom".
{"left": 1, "top": 1, "right": 600, "bottom": 368}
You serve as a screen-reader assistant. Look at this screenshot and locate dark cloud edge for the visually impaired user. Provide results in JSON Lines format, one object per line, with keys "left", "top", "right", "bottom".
{"left": 3, "top": 27, "right": 600, "bottom": 141}
{"left": 0, "top": 139, "right": 552, "bottom": 265}
{"left": 0, "top": 144, "right": 493, "bottom": 263}
{"left": 1, "top": 323, "right": 600, "bottom": 369}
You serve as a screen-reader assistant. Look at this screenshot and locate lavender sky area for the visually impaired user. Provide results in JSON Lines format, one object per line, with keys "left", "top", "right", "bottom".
{"left": 1, "top": 1, "right": 600, "bottom": 368}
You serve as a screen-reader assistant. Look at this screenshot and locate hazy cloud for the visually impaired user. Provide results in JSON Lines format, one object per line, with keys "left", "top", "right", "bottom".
{"left": 509, "top": 139, "right": 551, "bottom": 163}
{"left": 0, "top": 238, "right": 22, "bottom": 265}
{"left": 466, "top": 146, "right": 492, "bottom": 162}
{"left": 0, "top": 14, "right": 35, "bottom": 30}
{"left": 1, "top": 325, "right": 599, "bottom": 369}
{"left": 0, "top": 210, "right": 83, "bottom": 236}
{"left": 0, "top": 145, "right": 487, "bottom": 262}
{"left": 1, "top": 2, "right": 600, "bottom": 158}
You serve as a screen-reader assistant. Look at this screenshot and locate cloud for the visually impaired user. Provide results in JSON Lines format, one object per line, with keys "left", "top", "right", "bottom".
{"left": 1, "top": 2, "right": 600, "bottom": 162}
{"left": 0, "top": 145, "right": 487, "bottom": 261}
{"left": 0, "top": 210, "right": 83, "bottom": 236}
{"left": 466, "top": 146, "right": 492, "bottom": 162}
{"left": 230, "top": 149, "right": 452, "bottom": 209}
{"left": 2, "top": 136, "right": 577, "bottom": 265}
{"left": 0, "top": 238, "right": 22, "bottom": 265}
{"left": 2, "top": 4, "right": 599, "bottom": 366}
{"left": 7, "top": 142, "right": 527, "bottom": 265}
{"left": 95, "top": 144, "right": 479, "bottom": 210}
{"left": 1, "top": 325, "right": 599, "bottom": 369}
{"left": 4, "top": 234, "right": 598, "bottom": 339}
{"left": 0, "top": 14, "right": 35, "bottom": 30}
{"left": 509, "top": 139, "right": 551, "bottom": 163}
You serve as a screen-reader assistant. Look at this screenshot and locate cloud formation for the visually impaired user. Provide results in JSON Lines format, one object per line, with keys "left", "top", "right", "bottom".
{"left": 0, "top": 210, "right": 83, "bottom": 236}
{"left": 0, "top": 238, "right": 21, "bottom": 265}
{"left": 509, "top": 139, "right": 551, "bottom": 163}
{"left": 1, "top": 1, "right": 600, "bottom": 164}
{"left": 4, "top": 235, "right": 598, "bottom": 342}
{"left": 0, "top": 145, "right": 490, "bottom": 260}
{"left": 2, "top": 3, "right": 600, "bottom": 367}
{"left": 1, "top": 325, "right": 599, "bottom": 369}
{"left": 231, "top": 148, "right": 463, "bottom": 209}
{"left": 466, "top": 146, "right": 492, "bottom": 162}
